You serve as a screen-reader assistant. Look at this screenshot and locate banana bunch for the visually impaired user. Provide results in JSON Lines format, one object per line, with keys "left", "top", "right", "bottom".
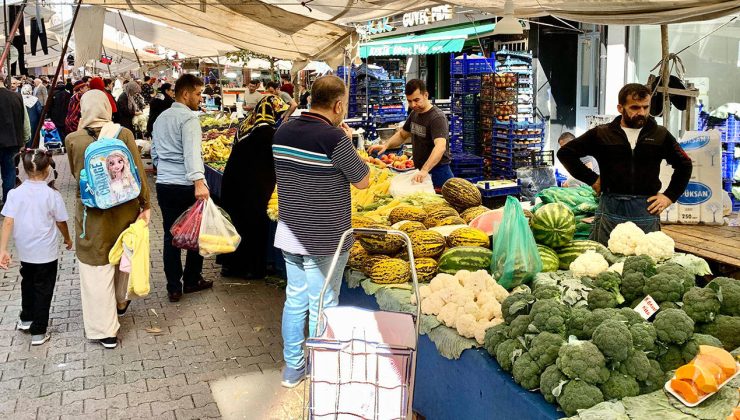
{"left": 363, "top": 198, "right": 402, "bottom": 221}
{"left": 201, "top": 138, "right": 232, "bottom": 162}
{"left": 267, "top": 188, "right": 279, "bottom": 221}
{"left": 351, "top": 166, "right": 392, "bottom": 212}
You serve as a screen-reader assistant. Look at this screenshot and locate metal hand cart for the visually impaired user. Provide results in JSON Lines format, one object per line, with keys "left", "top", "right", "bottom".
{"left": 305, "top": 228, "right": 421, "bottom": 420}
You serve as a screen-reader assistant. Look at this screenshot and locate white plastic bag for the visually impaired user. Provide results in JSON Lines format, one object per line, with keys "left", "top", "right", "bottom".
{"left": 389, "top": 170, "right": 435, "bottom": 198}
{"left": 198, "top": 198, "right": 242, "bottom": 257}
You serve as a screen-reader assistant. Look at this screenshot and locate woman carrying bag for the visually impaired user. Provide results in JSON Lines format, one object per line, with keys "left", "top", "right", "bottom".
{"left": 66, "top": 90, "right": 151, "bottom": 349}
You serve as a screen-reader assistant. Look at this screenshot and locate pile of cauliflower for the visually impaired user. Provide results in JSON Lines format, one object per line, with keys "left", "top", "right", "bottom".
{"left": 413, "top": 270, "right": 510, "bottom": 345}
{"left": 607, "top": 221, "right": 675, "bottom": 261}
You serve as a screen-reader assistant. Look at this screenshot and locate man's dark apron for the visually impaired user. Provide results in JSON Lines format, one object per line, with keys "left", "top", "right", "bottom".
{"left": 590, "top": 193, "right": 661, "bottom": 245}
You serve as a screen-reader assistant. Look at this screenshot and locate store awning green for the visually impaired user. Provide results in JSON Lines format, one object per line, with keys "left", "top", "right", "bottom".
{"left": 360, "top": 22, "right": 495, "bottom": 58}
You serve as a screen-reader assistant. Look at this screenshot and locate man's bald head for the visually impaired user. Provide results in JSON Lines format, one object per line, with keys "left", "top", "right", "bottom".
{"left": 310, "top": 75, "right": 347, "bottom": 110}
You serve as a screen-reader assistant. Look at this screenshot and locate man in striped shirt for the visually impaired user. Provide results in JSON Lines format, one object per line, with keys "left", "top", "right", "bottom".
{"left": 273, "top": 75, "right": 370, "bottom": 388}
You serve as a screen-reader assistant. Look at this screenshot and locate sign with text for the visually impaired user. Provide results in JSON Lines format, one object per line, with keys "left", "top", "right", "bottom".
{"left": 635, "top": 295, "right": 659, "bottom": 320}
{"left": 402, "top": 5, "right": 453, "bottom": 28}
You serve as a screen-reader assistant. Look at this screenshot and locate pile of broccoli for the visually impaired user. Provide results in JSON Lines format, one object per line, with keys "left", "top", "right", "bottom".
{"left": 482, "top": 261, "right": 740, "bottom": 416}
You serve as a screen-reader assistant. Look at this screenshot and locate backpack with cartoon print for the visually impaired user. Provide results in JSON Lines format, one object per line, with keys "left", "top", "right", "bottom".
{"left": 79, "top": 127, "right": 142, "bottom": 210}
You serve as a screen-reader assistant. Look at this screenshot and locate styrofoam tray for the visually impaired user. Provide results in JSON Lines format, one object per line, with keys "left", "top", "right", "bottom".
{"left": 664, "top": 361, "right": 740, "bottom": 407}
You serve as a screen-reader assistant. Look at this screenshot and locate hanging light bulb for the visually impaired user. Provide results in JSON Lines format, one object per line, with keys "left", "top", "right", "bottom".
{"left": 492, "top": 0, "right": 524, "bottom": 36}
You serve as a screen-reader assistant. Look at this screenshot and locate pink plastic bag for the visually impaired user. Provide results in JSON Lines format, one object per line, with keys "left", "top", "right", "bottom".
{"left": 170, "top": 199, "right": 205, "bottom": 251}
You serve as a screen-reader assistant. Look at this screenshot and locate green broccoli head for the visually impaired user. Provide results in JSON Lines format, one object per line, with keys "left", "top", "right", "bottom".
{"left": 592, "top": 319, "right": 634, "bottom": 362}
{"left": 618, "top": 307, "right": 645, "bottom": 326}
{"left": 639, "top": 359, "right": 667, "bottom": 394}
{"left": 623, "top": 255, "right": 657, "bottom": 277}
{"left": 682, "top": 286, "right": 721, "bottom": 323}
{"left": 508, "top": 314, "right": 533, "bottom": 339}
{"left": 556, "top": 379, "right": 605, "bottom": 416}
{"left": 621, "top": 272, "right": 647, "bottom": 303}
{"left": 629, "top": 322, "right": 657, "bottom": 352}
{"left": 540, "top": 365, "right": 568, "bottom": 404}
{"left": 556, "top": 339, "right": 610, "bottom": 385}
{"left": 643, "top": 273, "right": 685, "bottom": 303}
{"left": 566, "top": 307, "right": 592, "bottom": 340}
{"left": 617, "top": 350, "right": 651, "bottom": 381}
{"left": 600, "top": 372, "right": 640, "bottom": 400}
{"left": 512, "top": 352, "right": 543, "bottom": 390}
{"left": 496, "top": 338, "right": 524, "bottom": 372}
{"left": 583, "top": 308, "right": 628, "bottom": 339}
{"left": 657, "top": 263, "right": 695, "bottom": 291}
{"left": 656, "top": 343, "right": 685, "bottom": 372}
{"left": 588, "top": 287, "right": 618, "bottom": 310}
{"left": 533, "top": 284, "right": 562, "bottom": 301}
{"left": 681, "top": 333, "right": 724, "bottom": 363}
{"left": 530, "top": 299, "right": 570, "bottom": 335}
{"left": 483, "top": 323, "right": 509, "bottom": 357}
{"left": 697, "top": 314, "right": 740, "bottom": 351}
{"left": 594, "top": 271, "right": 625, "bottom": 304}
{"left": 658, "top": 301, "right": 680, "bottom": 310}
{"left": 654, "top": 308, "right": 694, "bottom": 344}
{"left": 501, "top": 292, "right": 536, "bottom": 323}
{"left": 707, "top": 277, "right": 740, "bottom": 317}
{"left": 529, "top": 331, "right": 565, "bottom": 369}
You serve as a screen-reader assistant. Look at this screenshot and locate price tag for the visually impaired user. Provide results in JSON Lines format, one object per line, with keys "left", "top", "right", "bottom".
{"left": 634, "top": 295, "right": 660, "bottom": 320}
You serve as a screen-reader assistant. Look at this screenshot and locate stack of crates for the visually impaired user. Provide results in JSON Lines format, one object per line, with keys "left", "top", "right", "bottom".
{"left": 357, "top": 78, "right": 407, "bottom": 125}
{"left": 701, "top": 113, "right": 739, "bottom": 208}
{"left": 449, "top": 53, "right": 495, "bottom": 157}
{"left": 450, "top": 152, "right": 484, "bottom": 181}
{"left": 336, "top": 66, "right": 359, "bottom": 118}
{"left": 489, "top": 120, "right": 546, "bottom": 179}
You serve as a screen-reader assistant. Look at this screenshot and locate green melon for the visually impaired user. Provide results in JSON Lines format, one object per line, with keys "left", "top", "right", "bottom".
{"left": 537, "top": 245, "right": 560, "bottom": 272}
{"left": 437, "top": 246, "right": 493, "bottom": 274}
{"left": 530, "top": 203, "right": 576, "bottom": 248}
{"left": 557, "top": 240, "right": 618, "bottom": 270}
{"left": 441, "top": 178, "right": 482, "bottom": 210}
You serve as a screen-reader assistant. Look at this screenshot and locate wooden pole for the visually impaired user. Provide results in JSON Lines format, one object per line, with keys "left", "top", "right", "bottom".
{"left": 660, "top": 24, "right": 670, "bottom": 128}
{"left": 31, "top": 0, "right": 82, "bottom": 148}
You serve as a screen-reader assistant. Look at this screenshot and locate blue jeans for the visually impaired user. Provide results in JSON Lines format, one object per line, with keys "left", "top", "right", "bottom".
{"left": 281, "top": 251, "right": 349, "bottom": 369}
{"left": 430, "top": 164, "right": 454, "bottom": 189}
{"left": 0, "top": 147, "right": 18, "bottom": 203}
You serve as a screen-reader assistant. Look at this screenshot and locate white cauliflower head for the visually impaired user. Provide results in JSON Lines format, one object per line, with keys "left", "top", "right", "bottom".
{"left": 411, "top": 284, "right": 433, "bottom": 305}
{"left": 420, "top": 293, "right": 445, "bottom": 316}
{"left": 607, "top": 221, "right": 646, "bottom": 255}
{"left": 634, "top": 231, "right": 675, "bottom": 261}
{"left": 455, "top": 313, "right": 478, "bottom": 339}
{"left": 474, "top": 319, "right": 503, "bottom": 345}
{"left": 478, "top": 300, "right": 502, "bottom": 322}
{"left": 607, "top": 261, "right": 624, "bottom": 275}
{"left": 569, "top": 250, "right": 609, "bottom": 278}
{"left": 438, "top": 302, "right": 460, "bottom": 328}
{"left": 430, "top": 274, "right": 456, "bottom": 292}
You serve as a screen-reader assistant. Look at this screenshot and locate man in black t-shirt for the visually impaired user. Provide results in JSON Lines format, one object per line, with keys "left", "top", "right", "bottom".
{"left": 368, "top": 79, "right": 452, "bottom": 188}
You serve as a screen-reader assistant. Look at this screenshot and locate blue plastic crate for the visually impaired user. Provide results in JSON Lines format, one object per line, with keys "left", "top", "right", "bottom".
{"left": 478, "top": 182, "right": 520, "bottom": 198}
{"left": 450, "top": 53, "right": 497, "bottom": 75}
{"left": 722, "top": 151, "right": 737, "bottom": 179}
{"left": 723, "top": 178, "right": 733, "bottom": 192}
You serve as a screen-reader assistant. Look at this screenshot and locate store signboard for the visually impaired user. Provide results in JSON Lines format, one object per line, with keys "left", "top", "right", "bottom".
{"left": 366, "top": 17, "right": 394, "bottom": 35}
{"left": 402, "top": 5, "right": 453, "bottom": 28}
{"left": 360, "top": 37, "right": 465, "bottom": 58}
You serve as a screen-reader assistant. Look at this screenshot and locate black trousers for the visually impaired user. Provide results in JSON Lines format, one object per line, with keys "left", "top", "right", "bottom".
{"left": 30, "top": 17, "right": 48, "bottom": 56}
{"left": 156, "top": 183, "right": 204, "bottom": 294}
{"left": 19, "top": 260, "right": 57, "bottom": 335}
{"left": 8, "top": 5, "right": 26, "bottom": 76}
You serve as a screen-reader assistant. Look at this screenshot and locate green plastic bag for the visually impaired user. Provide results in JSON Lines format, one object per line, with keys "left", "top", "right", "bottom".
{"left": 491, "top": 196, "right": 543, "bottom": 289}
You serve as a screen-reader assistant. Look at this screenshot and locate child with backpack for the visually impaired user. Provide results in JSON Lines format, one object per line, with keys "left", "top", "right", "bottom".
{"left": 0, "top": 149, "right": 72, "bottom": 345}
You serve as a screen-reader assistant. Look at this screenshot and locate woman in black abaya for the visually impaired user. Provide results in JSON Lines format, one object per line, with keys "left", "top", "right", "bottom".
{"left": 218, "top": 95, "right": 288, "bottom": 279}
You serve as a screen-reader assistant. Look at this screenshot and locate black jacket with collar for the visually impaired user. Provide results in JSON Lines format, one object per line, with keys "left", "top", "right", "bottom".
{"left": 557, "top": 116, "right": 692, "bottom": 202}
{"left": 0, "top": 87, "right": 26, "bottom": 148}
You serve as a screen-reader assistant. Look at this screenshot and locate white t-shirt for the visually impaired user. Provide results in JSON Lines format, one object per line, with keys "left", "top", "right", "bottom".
{"left": 621, "top": 126, "right": 642, "bottom": 149}
{"left": 242, "top": 91, "right": 264, "bottom": 109}
{"left": 1, "top": 181, "right": 68, "bottom": 263}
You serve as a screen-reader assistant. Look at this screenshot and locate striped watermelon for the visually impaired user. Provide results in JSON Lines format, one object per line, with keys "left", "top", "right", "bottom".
{"left": 537, "top": 245, "right": 559, "bottom": 272}
{"left": 437, "top": 246, "right": 493, "bottom": 274}
{"left": 556, "top": 240, "right": 619, "bottom": 270}
{"left": 531, "top": 203, "right": 576, "bottom": 249}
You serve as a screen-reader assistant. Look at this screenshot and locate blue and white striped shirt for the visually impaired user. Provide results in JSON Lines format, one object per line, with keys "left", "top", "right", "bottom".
{"left": 273, "top": 112, "right": 369, "bottom": 256}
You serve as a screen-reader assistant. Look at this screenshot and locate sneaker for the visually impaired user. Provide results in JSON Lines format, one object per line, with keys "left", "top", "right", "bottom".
{"left": 281, "top": 365, "right": 306, "bottom": 388}
{"left": 16, "top": 320, "right": 32, "bottom": 331}
{"left": 31, "top": 333, "right": 50, "bottom": 345}
{"left": 100, "top": 337, "right": 118, "bottom": 349}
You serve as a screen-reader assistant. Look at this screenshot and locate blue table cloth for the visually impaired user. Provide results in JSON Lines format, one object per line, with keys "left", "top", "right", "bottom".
{"left": 338, "top": 282, "right": 563, "bottom": 420}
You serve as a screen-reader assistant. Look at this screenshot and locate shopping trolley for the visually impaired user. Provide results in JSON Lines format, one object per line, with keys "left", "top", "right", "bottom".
{"left": 306, "top": 228, "right": 421, "bottom": 420}
{"left": 40, "top": 120, "right": 65, "bottom": 154}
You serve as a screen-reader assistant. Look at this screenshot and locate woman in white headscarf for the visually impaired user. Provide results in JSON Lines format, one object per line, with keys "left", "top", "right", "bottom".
{"left": 21, "top": 84, "right": 43, "bottom": 147}
{"left": 66, "top": 89, "right": 151, "bottom": 349}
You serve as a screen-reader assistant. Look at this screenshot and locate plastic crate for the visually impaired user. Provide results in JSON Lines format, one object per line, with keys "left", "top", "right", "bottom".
{"left": 450, "top": 53, "right": 496, "bottom": 75}
{"left": 722, "top": 151, "right": 737, "bottom": 179}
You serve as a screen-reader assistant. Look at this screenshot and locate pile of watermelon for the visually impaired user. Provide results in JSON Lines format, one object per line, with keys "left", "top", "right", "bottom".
{"left": 535, "top": 185, "right": 599, "bottom": 240}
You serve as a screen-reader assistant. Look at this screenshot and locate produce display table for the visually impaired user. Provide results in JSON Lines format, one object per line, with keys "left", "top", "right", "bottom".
{"left": 662, "top": 222, "right": 740, "bottom": 269}
{"left": 204, "top": 164, "right": 223, "bottom": 200}
{"left": 338, "top": 282, "right": 563, "bottom": 420}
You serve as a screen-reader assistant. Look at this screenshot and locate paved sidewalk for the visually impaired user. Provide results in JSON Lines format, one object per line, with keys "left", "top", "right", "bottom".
{"left": 0, "top": 156, "right": 305, "bottom": 419}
